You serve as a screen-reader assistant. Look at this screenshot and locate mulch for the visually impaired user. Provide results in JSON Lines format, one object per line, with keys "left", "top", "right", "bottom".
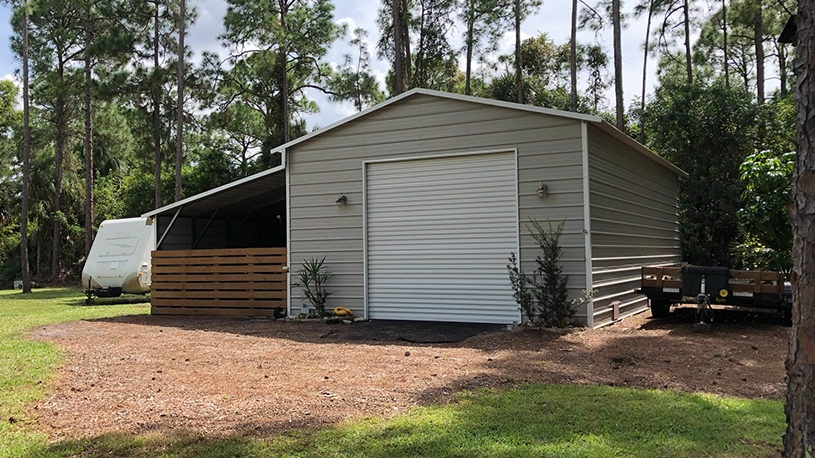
{"left": 26, "top": 306, "right": 789, "bottom": 440}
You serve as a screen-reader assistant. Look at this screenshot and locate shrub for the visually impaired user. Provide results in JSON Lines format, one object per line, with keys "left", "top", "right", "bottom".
{"left": 292, "top": 257, "right": 335, "bottom": 316}
{"left": 507, "top": 220, "right": 590, "bottom": 327}
{"left": 507, "top": 252, "right": 535, "bottom": 322}
{"left": 530, "top": 220, "right": 571, "bottom": 326}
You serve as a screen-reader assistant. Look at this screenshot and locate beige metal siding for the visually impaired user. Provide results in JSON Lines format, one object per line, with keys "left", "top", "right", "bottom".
{"left": 587, "top": 126, "right": 681, "bottom": 327}
{"left": 288, "top": 94, "right": 587, "bottom": 322}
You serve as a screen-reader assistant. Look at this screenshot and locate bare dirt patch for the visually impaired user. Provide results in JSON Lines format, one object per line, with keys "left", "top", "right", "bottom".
{"left": 27, "top": 306, "right": 789, "bottom": 440}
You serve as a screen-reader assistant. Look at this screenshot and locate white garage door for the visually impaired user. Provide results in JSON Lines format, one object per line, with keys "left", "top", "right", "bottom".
{"left": 365, "top": 151, "right": 520, "bottom": 324}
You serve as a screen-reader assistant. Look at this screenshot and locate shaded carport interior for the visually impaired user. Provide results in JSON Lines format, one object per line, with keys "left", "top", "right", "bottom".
{"left": 142, "top": 165, "right": 287, "bottom": 250}
{"left": 141, "top": 165, "right": 288, "bottom": 317}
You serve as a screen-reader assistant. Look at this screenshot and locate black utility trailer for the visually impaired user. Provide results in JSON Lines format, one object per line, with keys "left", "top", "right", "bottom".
{"left": 637, "top": 266, "right": 792, "bottom": 324}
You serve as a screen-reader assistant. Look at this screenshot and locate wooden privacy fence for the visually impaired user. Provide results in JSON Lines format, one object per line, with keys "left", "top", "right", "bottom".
{"left": 151, "top": 247, "right": 287, "bottom": 316}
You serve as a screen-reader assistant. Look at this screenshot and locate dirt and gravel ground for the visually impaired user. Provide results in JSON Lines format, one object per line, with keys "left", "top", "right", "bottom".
{"left": 28, "top": 306, "right": 789, "bottom": 441}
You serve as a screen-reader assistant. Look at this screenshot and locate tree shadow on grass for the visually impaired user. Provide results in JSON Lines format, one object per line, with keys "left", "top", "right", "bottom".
{"left": 3, "top": 288, "right": 84, "bottom": 301}
{"left": 3, "top": 287, "right": 150, "bottom": 308}
{"left": 27, "top": 384, "right": 783, "bottom": 458}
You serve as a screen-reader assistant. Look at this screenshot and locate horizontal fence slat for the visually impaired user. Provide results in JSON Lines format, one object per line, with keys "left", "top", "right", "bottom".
{"left": 151, "top": 273, "right": 286, "bottom": 283}
{"left": 151, "top": 298, "right": 286, "bottom": 307}
{"left": 152, "top": 306, "right": 280, "bottom": 316}
{"left": 153, "top": 247, "right": 286, "bottom": 258}
{"left": 152, "top": 281, "right": 285, "bottom": 291}
{"left": 151, "top": 248, "right": 287, "bottom": 317}
{"left": 153, "top": 264, "right": 285, "bottom": 274}
{"left": 153, "top": 290, "right": 286, "bottom": 299}
{"left": 151, "top": 256, "right": 287, "bottom": 266}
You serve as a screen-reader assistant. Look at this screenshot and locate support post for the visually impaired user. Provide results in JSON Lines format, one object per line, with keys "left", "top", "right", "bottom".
{"left": 156, "top": 206, "right": 182, "bottom": 250}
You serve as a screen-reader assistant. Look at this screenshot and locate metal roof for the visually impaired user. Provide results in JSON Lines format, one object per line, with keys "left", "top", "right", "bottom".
{"left": 268, "top": 88, "right": 686, "bottom": 177}
{"left": 142, "top": 164, "right": 286, "bottom": 219}
{"left": 142, "top": 90, "right": 685, "bottom": 220}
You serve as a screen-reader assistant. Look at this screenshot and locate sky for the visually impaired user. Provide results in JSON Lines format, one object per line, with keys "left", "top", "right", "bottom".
{"left": 0, "top": 0, "right": 673, "bottom": 130}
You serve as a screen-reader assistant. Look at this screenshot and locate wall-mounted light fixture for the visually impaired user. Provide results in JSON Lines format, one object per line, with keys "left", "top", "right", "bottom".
{"left": 335, "top": 193, "right": 348, "bottom": 206}
{"left": 536, "top": 182, "right": 548, "bottom": 198}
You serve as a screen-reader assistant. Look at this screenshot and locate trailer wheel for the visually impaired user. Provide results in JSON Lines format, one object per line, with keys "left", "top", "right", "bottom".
{"left": 650, "top": 300, "right": 671, "bottom": 318}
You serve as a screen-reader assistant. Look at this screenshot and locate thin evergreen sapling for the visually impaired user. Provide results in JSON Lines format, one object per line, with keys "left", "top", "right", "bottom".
{"left": 530, "top": 219, "right": 572, "bottom": 327}
{"left": 507, "top": 219, "right": 579, "bottom": 327}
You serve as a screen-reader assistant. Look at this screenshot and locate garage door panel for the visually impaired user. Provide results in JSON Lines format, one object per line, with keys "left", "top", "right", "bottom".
{"left": 366, "top": 152, "right": 520, "bottom": 324}
{"left": 368, "top": 179, "right": 517, "bottom": 194}
{"left": 368, "top": 223, "right": 516, "bottom": 236}
{"left": 366, "top": 208, "right": 518, "bottom": 220}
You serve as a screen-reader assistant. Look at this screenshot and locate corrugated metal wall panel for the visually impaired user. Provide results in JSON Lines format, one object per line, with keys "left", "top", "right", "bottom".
{"left": 587, "top": 126, "right": 681, "bottom": 327}
{"left": 515, "top": 124, "right": 588, "bottom": 324}
{"left": 288, "top": 94, "right": 588, "bottom": 319}
{"left": 365, "top": 152, "right": 520, "bottom": 324}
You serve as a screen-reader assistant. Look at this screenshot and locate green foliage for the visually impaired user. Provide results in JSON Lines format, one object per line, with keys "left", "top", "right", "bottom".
{"left": 92, "top": 176, "right": 126, "bottom": 227}
{"left": 0, "top": 0, "right": 797, "bottom": 296}
{"left": 292, "top": 257, "right": 335, "bottom": 317}
{"left": 529, "top": 219, "right": 572, "bottom": 327}
{"left": 507, "top": 252, "right": 535, "bottom": 322}
{"left": 220, "top": 0, "right": 345, "bottom": 147}
{"left": 736, "top": 149, "right": 794, "bottom": 273}
{"left": 644, "top": 81, "right": 758, "bottom": 267}
{"left": 508, "top": 220, "right": 582, "bottom": 327}
{"left": 329, "top": 28, "right": 386, "bottom": 111}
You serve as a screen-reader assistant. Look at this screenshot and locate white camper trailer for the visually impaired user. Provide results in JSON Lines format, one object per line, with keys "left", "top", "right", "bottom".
{"left": 81, "top": 217, "right": 155, "bottom": 303}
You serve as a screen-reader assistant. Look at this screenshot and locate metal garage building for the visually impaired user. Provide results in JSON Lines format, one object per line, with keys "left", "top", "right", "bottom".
{"left": 146, "top": 89, "right": 685, "bottom": 328}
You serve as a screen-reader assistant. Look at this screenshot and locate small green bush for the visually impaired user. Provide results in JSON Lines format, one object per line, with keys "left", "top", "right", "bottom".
{"left": 508, "top": 220, "right": 591, "bottom": 327}
{"left": 292, "top": 257, "right": 335, "bottom": 316}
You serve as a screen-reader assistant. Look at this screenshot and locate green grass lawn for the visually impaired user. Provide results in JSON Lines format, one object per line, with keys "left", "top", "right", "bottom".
{"left": 1, "top": 288, "right": 785, "bottom": 458}
{"left": 0, "top": 288, "right": 150, "bottom": 457}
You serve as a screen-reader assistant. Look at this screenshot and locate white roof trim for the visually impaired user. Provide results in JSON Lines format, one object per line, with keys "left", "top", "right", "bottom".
{"left": 141, "top": 163, "right": 286, "bottom": 218}
{"left": 265, "top": 89, "right": 684, "bottom": 177}
{"left": 266, "top": 88, "right": 603, "bottom": 156}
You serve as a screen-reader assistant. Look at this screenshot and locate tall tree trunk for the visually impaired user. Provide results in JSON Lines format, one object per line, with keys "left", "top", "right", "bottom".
{"left": 153, "top": 0, "right": 162, "bottom": 208}
{"left": 416, "top": 0, "right": 426, "bottom": 88}
{"left": 175, "top": 0, "right": 184, "bottom": 201}
{"left": 279, "top": 0, "right": 290, "bottom": 143}
{"left": 20, "top": 1, "right": 31, "bottom": 294}
{"left": 785, "top": 4, "right": 815, "bottom": 456}
{"left": 465, "top": 11, "right": 474, "bottom": 96}
{"left": 612, "top": 0, "right": 624, "bottom": 131}
{"left": 401, "top": 0, "right": 411, "bottom": 85}
{"left": 393, "top": 0, "right": 403, "bottom": 95}
{"left": 683, "top": 0, "right": 693, "bottom": 84}
{"left": 722, "top": 0, "right": 729, "bottom": 89}
{"left": 84, "top": 12, "right": 94, "bottom": 257}
{"left": 570, "top": 0, "right": 578, "bottom": 111}
{"left": 779, "top": 43, "right": 787, "bottom": 98}
{"left": 754, "top": 0, "right": 764, "bottom": 104}
{"left": 51, "top": 68, "right": 65, "bottom": 282}
{"left": 36, "top": 228, "right": 40, "bottom": 281}
{"left": 515, "top": 0, "right": 522, "bottom": 103}
{"left": 640, "top": 0, "right": 654, "bottom": 143}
